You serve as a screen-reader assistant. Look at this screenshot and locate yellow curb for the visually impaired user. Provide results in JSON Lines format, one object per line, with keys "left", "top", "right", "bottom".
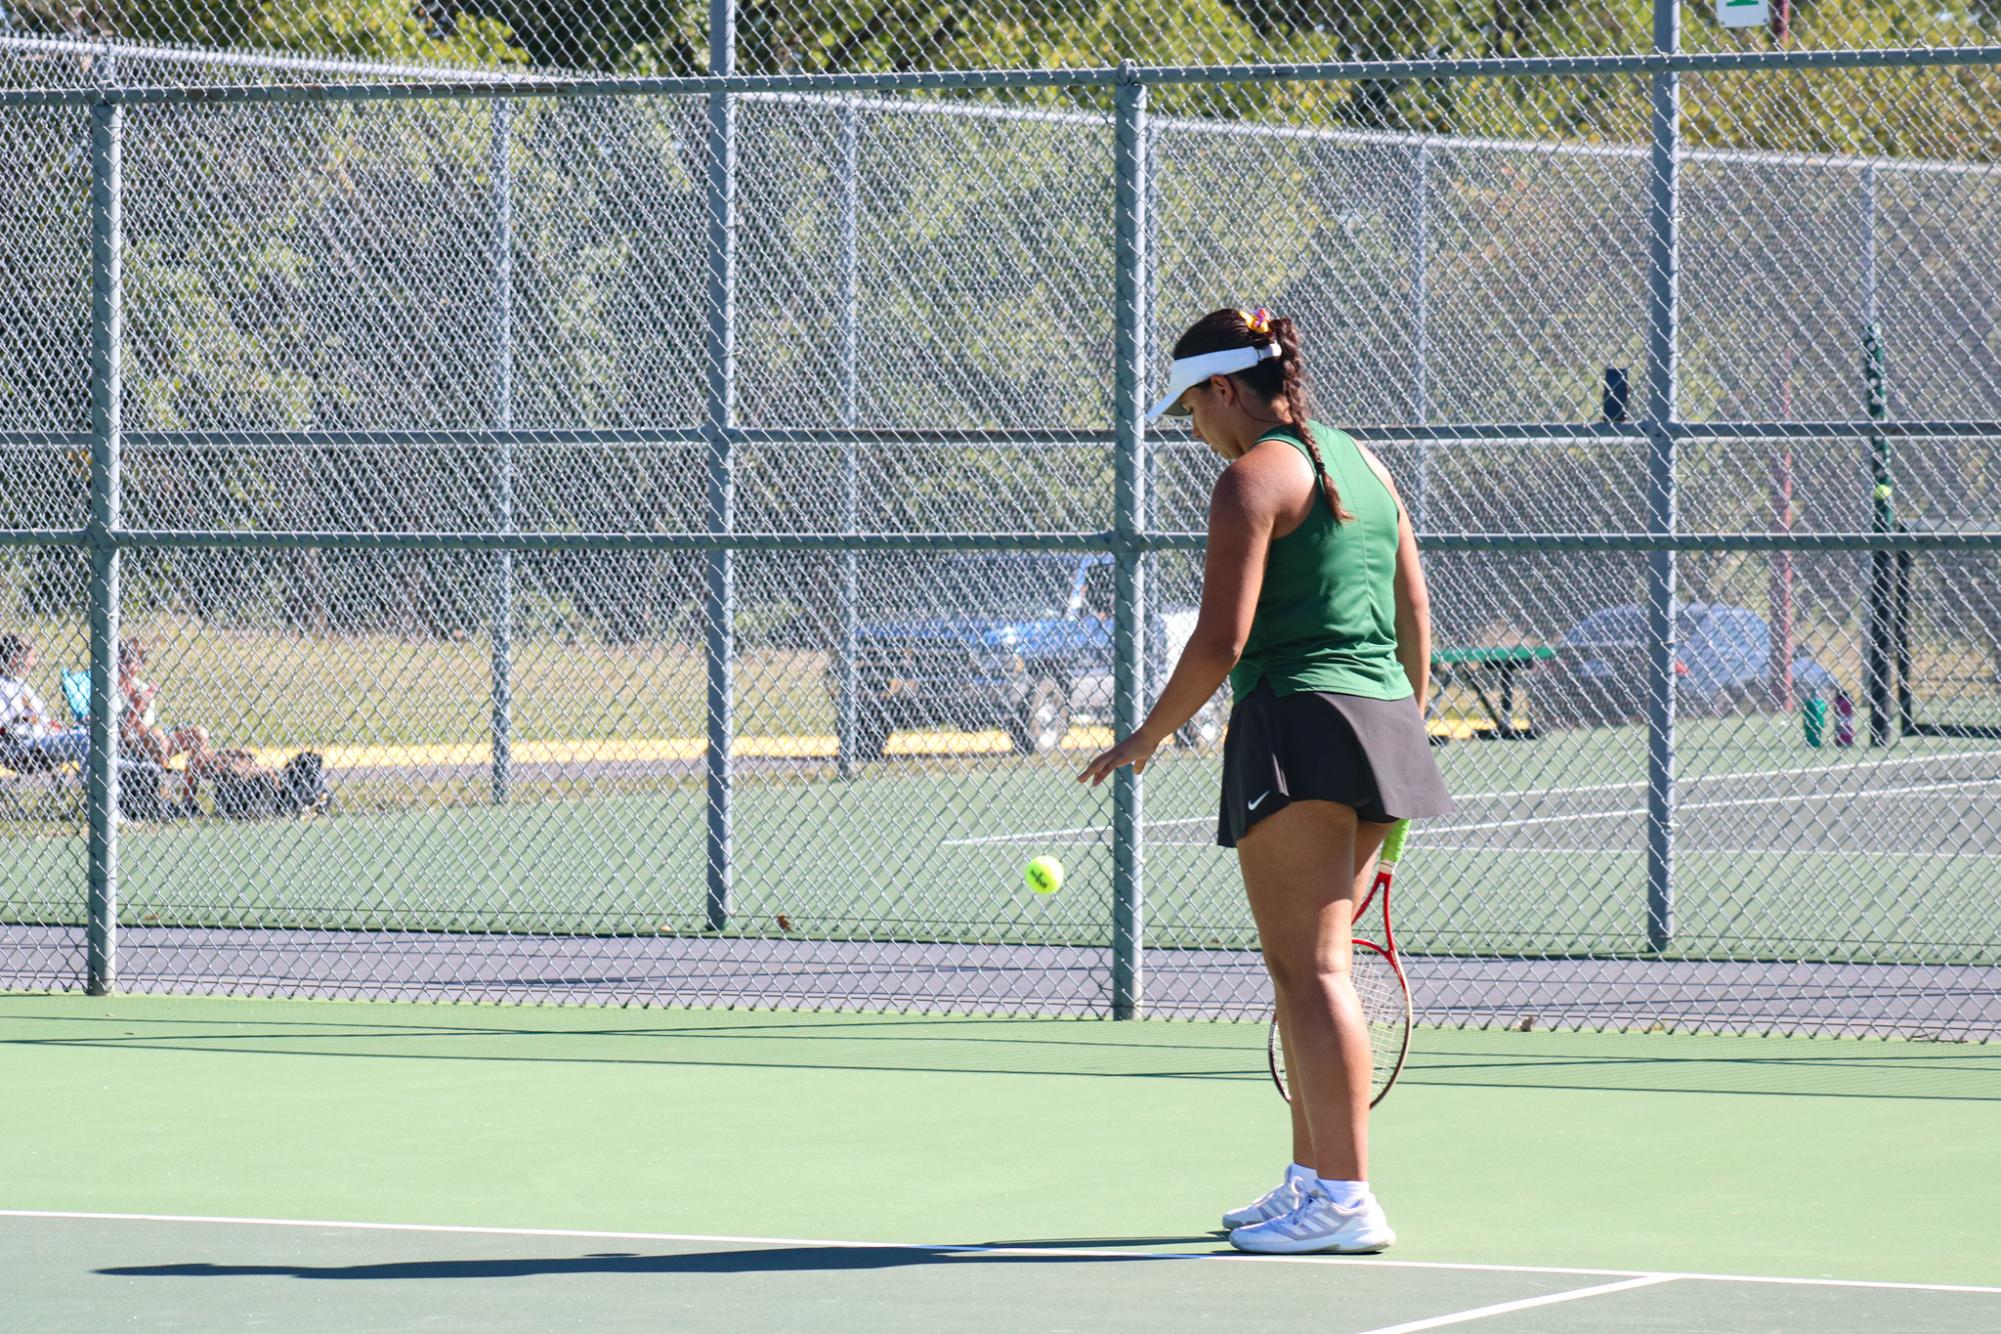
{"left": 1427, "top": 719, "right": 1533, "bottom": 740}
{"left": 236, "top": 725, "right": 1124, "bottom": 773}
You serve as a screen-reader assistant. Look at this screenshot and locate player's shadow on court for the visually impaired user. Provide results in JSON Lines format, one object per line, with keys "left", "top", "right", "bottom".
{"left": 98, "top": 1241, "right": 1217, "bottom": 1280}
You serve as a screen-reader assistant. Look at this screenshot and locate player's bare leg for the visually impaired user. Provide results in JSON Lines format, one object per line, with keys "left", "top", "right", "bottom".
{"left": 1230, "top": 800, "right": 1397, "bottom": 1253}
{"left": 1239, "top": 798, "right": 1372, "bottom": 1180}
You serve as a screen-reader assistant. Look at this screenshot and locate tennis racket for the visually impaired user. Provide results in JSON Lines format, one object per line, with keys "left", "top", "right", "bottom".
{"left": 1268, "top": 818, "right": 1413, "bottom": 1108}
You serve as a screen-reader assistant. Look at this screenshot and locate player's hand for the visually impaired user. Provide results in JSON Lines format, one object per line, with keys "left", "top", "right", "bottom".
{"left": 1077, "top": 728, "right": 1162, "bottom": 786}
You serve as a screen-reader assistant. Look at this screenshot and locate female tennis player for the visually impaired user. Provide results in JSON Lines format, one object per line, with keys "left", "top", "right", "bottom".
{"left": 1078, "top": 308, "right": 1451, "bottom": 1254}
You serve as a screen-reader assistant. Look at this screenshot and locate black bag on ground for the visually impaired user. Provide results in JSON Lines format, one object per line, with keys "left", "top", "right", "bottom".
{"left": 117, "top": 761, "right": 168, "bottom": 822}
{"left": 278, "top": 751, "right": 329, "bottom": 815}
{"left": 213, "top": 749, "right": 327, "bottom": 819}
{"left": 211, "top": 749, "right": 278, "bottom": 818}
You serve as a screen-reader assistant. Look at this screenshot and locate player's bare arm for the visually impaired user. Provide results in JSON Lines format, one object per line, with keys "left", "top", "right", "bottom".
{"left": 1076, "top": 452, "right": 1281, "bottom": 786}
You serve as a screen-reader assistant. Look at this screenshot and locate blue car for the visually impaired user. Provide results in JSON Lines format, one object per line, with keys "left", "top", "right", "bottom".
{"left": 1544, "top": 603, "right": 1794, "bottom": 723}
{"left": 835, "top": 554, "right": 1222, "bottom": 762}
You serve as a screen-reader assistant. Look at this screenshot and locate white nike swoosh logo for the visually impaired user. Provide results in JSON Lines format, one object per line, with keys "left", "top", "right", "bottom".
{"left": 1248, "top": 791, "right": 1271, "bottom": 810}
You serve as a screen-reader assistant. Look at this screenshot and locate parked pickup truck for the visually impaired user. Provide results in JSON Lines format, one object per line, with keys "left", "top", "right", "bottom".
{"left": 834, "top": 553, "right": 1225, "bottom": 762}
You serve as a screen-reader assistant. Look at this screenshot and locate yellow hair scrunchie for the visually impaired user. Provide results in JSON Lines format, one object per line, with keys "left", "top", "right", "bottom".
{"left": 1242, "top": 307, "right": 1273, "bottom": 336}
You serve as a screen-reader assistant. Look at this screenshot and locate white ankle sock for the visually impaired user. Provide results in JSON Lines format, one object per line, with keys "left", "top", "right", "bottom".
{"left": 1285, "top": 1162, "right": 1315, "bottom": 1186}
{"left": 1314, "top": 1177, "right": 1369, "bottom": 1208}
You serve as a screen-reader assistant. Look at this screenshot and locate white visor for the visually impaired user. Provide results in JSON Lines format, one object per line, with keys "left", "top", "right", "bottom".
{"left": 1147, "top": 342, "right": 1281, "bottom": 420}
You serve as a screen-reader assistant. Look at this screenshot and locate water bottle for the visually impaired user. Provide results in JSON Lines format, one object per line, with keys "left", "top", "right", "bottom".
{"left": 1802, "top": 693, "right": 1827, "bottom": 748}
{"left": 1834, "top": 692, "right": 1854, "bottom": 747}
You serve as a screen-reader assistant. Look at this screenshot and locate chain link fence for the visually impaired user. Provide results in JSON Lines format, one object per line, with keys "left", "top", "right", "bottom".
{"left": 3, "top": 1, "right": 1997, "bottom": 78}
{"left": 0, "top": 3, "right": 1996, "bottom": 1038}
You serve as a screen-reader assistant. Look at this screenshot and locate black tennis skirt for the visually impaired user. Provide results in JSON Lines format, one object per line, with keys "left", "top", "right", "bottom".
{"left": 1216, "top": 681, "right": 1454, "bottom": 848}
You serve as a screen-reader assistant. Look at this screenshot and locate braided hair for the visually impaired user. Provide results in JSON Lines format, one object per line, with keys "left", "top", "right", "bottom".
{"left": 1170, "top": 307, "right": 1353, "bottom": 522}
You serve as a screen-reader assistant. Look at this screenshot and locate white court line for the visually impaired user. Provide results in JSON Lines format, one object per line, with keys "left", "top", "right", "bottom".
{"left": 1416, "top": 843, "right": 2001, "bottom": 860}
{"left": 942, "top": 815, "right": 1206, "bottom": 846}
{"left": 942, "top": 746, "right": 2001, "bottom": 847}
{"left": 1421, "top": 775, "right": 2001, "bottom": 838}
{"left": 6, "top": 1210, "right": 2001, "bottom": 1295}
{"left": 1353, "top": 1274, "right": 1679, "bottom": 1334}
{"left": 1439, "top": 743, "right": 2001, "bottom": 809}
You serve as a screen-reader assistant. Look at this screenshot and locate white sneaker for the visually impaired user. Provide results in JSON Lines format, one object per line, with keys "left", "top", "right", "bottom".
{"left": 1228, "top": 1187, "right": 1395, "bottom": 1255}
{"left": 1220, "top": 1176, "right": 1305, "bottom": 1231}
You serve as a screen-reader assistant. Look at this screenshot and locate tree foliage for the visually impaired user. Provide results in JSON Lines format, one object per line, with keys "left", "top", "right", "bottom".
{"left": 0, "top": 0, "right": 1994, "bottom": 640}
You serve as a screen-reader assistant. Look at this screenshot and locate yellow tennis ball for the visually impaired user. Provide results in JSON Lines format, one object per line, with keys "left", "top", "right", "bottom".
{"left": 1024, "top": 856, "right": 1065, "bottom": 895}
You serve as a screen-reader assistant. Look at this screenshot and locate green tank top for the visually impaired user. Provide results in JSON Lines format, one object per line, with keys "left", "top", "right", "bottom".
{"left": 1229, "top": 421, "right": 1412, "bottom": 702}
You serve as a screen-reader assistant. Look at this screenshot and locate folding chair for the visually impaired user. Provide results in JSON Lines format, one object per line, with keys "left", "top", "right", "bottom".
{"left": 61, "top": 669, "right": 91, "bottom": 724}
{"left": 55, "top": 667, "right": 172, "bottom": 819}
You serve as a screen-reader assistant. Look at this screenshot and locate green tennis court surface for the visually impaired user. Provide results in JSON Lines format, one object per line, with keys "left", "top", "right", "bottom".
{"left": 6, "top": 719, "right": 1997, "bottom": 963}
{"left": 4, "top": 997, "right": 1997, "bottom": 1332}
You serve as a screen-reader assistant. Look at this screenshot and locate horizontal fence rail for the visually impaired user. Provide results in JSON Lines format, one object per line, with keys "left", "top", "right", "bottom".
{"left": 7, "top": 421, "right": 2001, "bottom": 450}
{"left": 6, "top": 532, "right": 2001, "bottom": 553}
{"left": 7, "top": 43, "right": 2001, "bottom": 108}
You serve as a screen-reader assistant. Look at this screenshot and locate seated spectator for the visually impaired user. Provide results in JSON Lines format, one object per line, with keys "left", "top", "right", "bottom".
{"left": 118, "top": 638, "right": 222, "bottom": 808}
{"left": 0, "top": 633, "right": 88, "bottom": 772}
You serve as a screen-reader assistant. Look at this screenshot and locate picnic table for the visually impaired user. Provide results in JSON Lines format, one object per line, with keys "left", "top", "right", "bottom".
{"left": 1430, "top": 645, "right": 1556, "bottom": 741}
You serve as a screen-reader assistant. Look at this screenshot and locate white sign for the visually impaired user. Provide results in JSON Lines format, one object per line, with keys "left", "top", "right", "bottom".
{"left": 1718, "top": 0, "right": 1770, "bottom": 29}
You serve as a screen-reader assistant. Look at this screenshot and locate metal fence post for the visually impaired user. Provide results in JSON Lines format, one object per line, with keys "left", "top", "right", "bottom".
{"left": 836, "top": 99, "right": 862, "bottom": 781}
{"left": 1411, "top": 140, "right": 1431, "bottom": 531}
{"left": 85, "top": 92, "right": 123, "bottom": 995}
{"left": 1140, "top": 117, "right": 1161, "bottom": 689}
{"left": 1860, "top": 162, "right": 1879, "bottom": 334}
{"left": 1112, "top": 64, "right": 1148, "bottom": 1018}
{"left": 1643, "top": 0, "right": 1680, "bottom": 953}
{"left": 704, "top": 0, "right": 737, "bottom": 930}
{"left": 1864, "top": 322, "right": 1896, "bottom": 746}
{"left": 1860, "top": 167, "right": 1920, "bottom": 736}
{"left": 1859, "top": 165, "right": 1899, "bottom": 746}
{"left": 490, "top": 98, "right": 515, "bottom": 806}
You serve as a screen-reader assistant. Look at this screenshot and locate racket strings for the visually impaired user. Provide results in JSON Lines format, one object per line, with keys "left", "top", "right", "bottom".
{"left": 1267, "top": 822, "right": 1416, "bottom": 1108}
{"left": 1351, "top": 944, "right": 1409, "bottom": 1095}
{"left": 1268, "top": 943, "right": 1410, "bottom": 1105}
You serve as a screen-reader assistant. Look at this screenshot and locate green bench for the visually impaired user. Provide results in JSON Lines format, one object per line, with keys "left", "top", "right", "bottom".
{"left": 1429, "top": 645, "right": 1556, "bottom": 741}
